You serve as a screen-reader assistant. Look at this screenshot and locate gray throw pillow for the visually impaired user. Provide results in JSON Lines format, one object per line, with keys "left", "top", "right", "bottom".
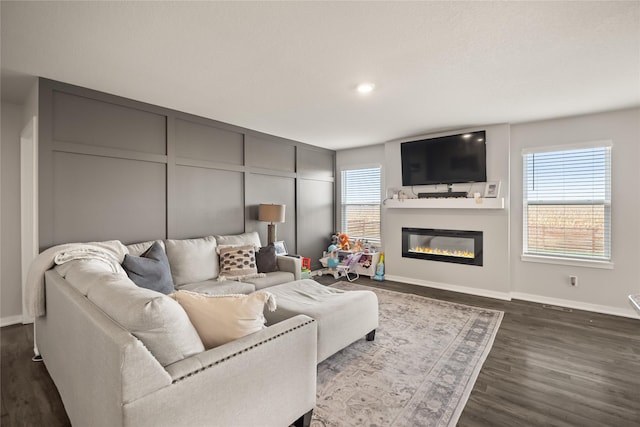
{"left": 256, "top": 245, "right": 279, "bottom": 273}
{"left": 122, "top": 241, "right": 175, "bottom": 294}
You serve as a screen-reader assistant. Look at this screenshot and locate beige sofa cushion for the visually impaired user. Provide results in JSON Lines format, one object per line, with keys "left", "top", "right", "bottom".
{"left": 126, "top": 239, "right": 166, "bottom": 257}
{"left": 55, "top": 259, "right": 126, "bottom": 296}
{"left": 214, "top": 231, "right": 261, "bottom": 248}
{"left": 171, "top": 290, "right": 276, "bottom": 349}
{"left": 179, "top": 279, "right": 255, "bottom": 295}
{"left": 241, "top": 270, "right": 296, "bottom": 290}
{"left": 86, "top": 273, "right": 204, "bottom": 366}
{"left": 165, "top": 236, "right": 218, "bottom": 286}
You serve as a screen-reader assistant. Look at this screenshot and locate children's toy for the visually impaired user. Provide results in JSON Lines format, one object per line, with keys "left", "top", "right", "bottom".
{"left": 318, "top": 249, "right": 362, "bottom": 281}
{"left": 326, "top": 245, "right": 339, "bottom": 269}
{"left": 337, "top": 252, "right": 362, "bottom": 281}
{"left": 352, "top": 239, "right": 364, "bottom": 253}
{"left": 358, "top": 255, "right": 372, "bottom": 269}
{"left": 300, "top": 257, "right": 312, "bottom": 279}
{"left": 373, "top": 252, "right": 385, "bottom": 281}
{"left": 337, "top": 233, "right": 350, "bottom": 251}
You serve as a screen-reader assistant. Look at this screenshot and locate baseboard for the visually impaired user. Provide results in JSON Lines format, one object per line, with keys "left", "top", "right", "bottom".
{"left": 382, "top": 276, "right": 640, "bottom": 319}
{"left": 511, "top": 292, "right": 640, "bottom": 319}
{"left": 385, "top": 274, "right": 512, "bottom": 301}
{"left": 1, "top": 314, "right": 24, "bottom": 327}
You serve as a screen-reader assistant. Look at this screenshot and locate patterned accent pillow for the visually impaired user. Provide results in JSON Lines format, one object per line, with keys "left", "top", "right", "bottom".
{"left": 218, "top": 245, "right": 262, "bottom": 281}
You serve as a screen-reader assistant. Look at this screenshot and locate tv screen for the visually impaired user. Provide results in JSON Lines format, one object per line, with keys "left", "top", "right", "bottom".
{"left": 401, "top": 131, "right": 487, "bottom": 186}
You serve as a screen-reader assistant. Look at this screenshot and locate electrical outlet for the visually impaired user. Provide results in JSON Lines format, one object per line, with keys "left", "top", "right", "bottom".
{"left": 570, "top": 275, "right": 578, "bottom": 287}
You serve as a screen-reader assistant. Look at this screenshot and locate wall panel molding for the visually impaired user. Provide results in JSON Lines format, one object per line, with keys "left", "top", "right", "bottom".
{"left": 175, "top": 157, "right": 246, "bottom": 172}
{"left": 246, "top": 167, "right": 297, "bottom": 179}
{"left": 174, "top": 117, "right": 244, "bottom": 165}
{"left": 246, "top": 134, "right": 296, "bottom": 172}
{"left": 53, "top": 141, "right": 168, "bottom": 164}
{"left": 51, "top": 90, "right": 167, "bottom": 155}
{"left": 38, "top": 78, "right": 336, "bottom": 258}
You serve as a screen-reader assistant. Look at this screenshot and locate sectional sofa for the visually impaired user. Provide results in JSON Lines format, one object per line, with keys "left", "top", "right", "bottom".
{"left": 30, "top": 232, "right": 316, "bottom": 427}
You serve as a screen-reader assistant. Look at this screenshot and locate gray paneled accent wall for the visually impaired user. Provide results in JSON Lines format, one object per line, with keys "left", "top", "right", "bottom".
{"left": 174, "top": 117, "right": 244, "bottom": 165}
{"left": 52, "top": 152, "right": 167, "bottom": 244}
{"left": 245, "top": 173, "right": 296, "bottom": 249}
{"left": 245, "top": 134, "right": 296, "bottom": 172}
{"left": 37, "top": 78, "right": 335, "bottom": 261}
{"left": 173, "top": 166, "right": 244, "bottom": 238}
{"left": 52, "top": 90, "right": 167, "bottom": 155}
{"left": 297, "top": 148, "right": 336, "bottom": 268}
{"left": 298, "top": 146, "right": 334, "bottom": 180}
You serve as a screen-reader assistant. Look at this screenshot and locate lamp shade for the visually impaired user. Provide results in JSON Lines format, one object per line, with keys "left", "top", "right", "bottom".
{"left": 259, "top": 204, "right": 285, "bottom": 223}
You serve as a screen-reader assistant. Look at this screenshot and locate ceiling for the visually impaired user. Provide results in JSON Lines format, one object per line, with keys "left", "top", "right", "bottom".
{"left": 2, "top": 1, "right": 639, "bottom": 150}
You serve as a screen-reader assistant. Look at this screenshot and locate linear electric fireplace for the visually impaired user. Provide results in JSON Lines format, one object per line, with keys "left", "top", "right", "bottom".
{"left": 402, "top": 227, "right": 483, "bottom": 266}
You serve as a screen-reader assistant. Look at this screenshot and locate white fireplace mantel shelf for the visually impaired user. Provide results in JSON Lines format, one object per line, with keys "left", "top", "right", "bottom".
{"left": 384, "top": 197, "right": 505, "bottom": 210}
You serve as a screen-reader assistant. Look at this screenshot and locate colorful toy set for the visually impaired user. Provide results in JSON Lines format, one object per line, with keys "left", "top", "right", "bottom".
{"left": 330, "top": 232, "right": 374, "bottom": 254}
{"left": 300, "top": 257, "right": 312, "bottom": 279}
{"left": 319, "top": 232, "right": 383, "bottom": 281}
{"left": 373, "top": 252, "right": 385, "bottom": 281}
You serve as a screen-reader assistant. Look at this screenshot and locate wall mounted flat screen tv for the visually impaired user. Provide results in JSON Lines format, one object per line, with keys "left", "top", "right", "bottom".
{"left": 401, "top": 131, "right": 487, "bottom": 186}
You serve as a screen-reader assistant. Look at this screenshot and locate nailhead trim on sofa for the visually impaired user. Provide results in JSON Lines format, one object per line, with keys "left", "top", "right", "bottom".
{"left": 172, "top": 319, "right": 316, "bottom": 383}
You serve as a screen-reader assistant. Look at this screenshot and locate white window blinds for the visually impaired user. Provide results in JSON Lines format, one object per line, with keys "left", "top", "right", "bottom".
{"left": 522, "top": 142, "right": 611, "bottom": 261}
{"left": 341, "top": 167, "right": 381, "bottom": 244}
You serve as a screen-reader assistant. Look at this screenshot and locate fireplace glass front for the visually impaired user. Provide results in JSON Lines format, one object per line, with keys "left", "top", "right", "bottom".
{"left": 402, "top": 227, "right": 483, "bottom": 266}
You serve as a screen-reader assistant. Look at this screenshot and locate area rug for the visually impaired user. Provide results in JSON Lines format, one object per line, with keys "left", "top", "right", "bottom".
{"left": 311, "top": 282, "right": 503, "bottom": 427}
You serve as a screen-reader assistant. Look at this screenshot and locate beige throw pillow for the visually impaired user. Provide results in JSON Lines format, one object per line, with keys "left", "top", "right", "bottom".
{"left": 170, "top": 290, "right": 277, "bottom": 349}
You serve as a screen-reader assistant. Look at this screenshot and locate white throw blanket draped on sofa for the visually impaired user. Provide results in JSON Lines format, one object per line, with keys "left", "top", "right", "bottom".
{"left": 25, "top": 240, "right": 128, "bottom": 317}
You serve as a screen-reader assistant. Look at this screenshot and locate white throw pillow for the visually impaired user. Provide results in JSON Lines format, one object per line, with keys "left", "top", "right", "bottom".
{"left": 164, "top": 236, "right": 218, "bottom": 286}
{"left": 86, "top": 275, "right": 204, "bottom": 366}
{"left": 55, "top": 259, "right": 126, "bottom": 296}
{"left": 170, "top": 290, "right": 276, "bottom": 349}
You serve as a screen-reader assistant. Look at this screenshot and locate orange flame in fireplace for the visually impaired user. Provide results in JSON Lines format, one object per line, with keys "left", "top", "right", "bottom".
{"left": 410, "top": 247, "right": 474, "bottom": 259}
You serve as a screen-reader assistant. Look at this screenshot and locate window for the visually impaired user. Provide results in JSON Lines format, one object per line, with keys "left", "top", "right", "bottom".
{"left": 523, "top": 142, "right": 611, "bottom": 263}
{"left": 341, "top": 167, "right": 381, "bottom": 245}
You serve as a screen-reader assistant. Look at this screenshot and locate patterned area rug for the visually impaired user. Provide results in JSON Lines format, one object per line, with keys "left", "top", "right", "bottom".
{"left": 312, "top": 282, "right": 503, "bottom": 427}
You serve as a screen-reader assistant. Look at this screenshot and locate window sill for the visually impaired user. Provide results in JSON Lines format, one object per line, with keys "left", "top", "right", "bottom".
{"left": 521, "top": 254, "right": 613, "bottom": 269}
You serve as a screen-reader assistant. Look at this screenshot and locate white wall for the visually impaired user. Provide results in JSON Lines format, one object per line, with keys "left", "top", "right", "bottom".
{"left": 510, "top": 108, "right": 640, "bottom": 317}
{"left": 336, "top": 109, "right": 640, "bottom": 318}
{"left": 1, "top": 80, "right": 38, "bottom": 326}
{"left": 382, "top": 124, "right": 511, "bottom": 299}
{"left": 335, "top": 143, "right": 385, "bottom": 170}
{"left": 335, "top": 144, "right": 385, "bottom": 236}
{"left": 1, "top": 102, "right": 25, "bottom": 325}
{"left": 23, "top": 79, "right": 39, "bottom": 128}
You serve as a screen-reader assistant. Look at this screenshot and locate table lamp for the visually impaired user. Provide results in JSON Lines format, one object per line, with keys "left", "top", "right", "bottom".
{"left": 259, "top": 204, "right": 285, "bottom": 245}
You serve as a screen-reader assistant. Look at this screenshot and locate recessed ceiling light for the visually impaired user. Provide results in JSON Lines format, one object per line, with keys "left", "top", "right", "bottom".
{"left": 462, "top": 133, "right": 472, "bottom": 139}
{"left": 356, "top": 83, "right": 375, "bottom": 94}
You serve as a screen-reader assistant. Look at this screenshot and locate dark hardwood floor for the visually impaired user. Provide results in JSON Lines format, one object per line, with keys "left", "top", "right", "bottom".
{"left": 2, "top": 276, "right": 639, "bottom": 426}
